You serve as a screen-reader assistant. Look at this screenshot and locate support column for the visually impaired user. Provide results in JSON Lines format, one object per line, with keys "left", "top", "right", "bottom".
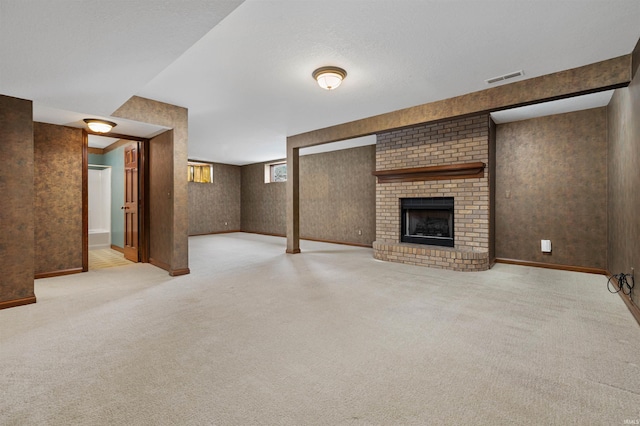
{"left": 0, "top": 95, "right": 36, "bottom": 309}
{"left": 286, "top": 142, "right": 300, "bottom": 254}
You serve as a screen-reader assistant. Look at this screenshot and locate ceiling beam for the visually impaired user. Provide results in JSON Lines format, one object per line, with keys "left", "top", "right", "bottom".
{"left": 288, "top": 54, "right": 632, "bottom": 149}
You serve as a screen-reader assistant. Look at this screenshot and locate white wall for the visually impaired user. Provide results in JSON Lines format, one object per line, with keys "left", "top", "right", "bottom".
{"left": 88, "top": 167, "right": 111, "bottom": 248}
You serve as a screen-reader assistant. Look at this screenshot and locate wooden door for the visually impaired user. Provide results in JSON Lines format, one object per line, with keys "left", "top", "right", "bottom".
{"left": 123, "top": 144, "right": 139, "bottom": 262}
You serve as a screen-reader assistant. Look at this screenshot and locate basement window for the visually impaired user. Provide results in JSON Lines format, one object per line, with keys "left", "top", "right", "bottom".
{"left": 264, "top": 161, "right": 287, "bottom": 183}
{"left": 188, "top": 161, "right": 213, "bottom": 183}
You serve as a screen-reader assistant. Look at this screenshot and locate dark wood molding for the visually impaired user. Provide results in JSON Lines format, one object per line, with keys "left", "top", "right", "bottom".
{"left": 82, "top": 131, "right": 89, "bottom": 272}
{"left": 189, "top": 230, "right": 242, "bottom": 236}
{"left": 298, "top": 236, "right": 373, "bottom": 248}
{"left": 88, "top": 147, "right": 104, "bottom": 155}
{"left": 149, "top": 257, "right": 171, "bottom": 272}
{"left": 0, "top": 296, "right": 37, "bottom": 310}
{"left": 373, "top": 162, "right": 485, "bottom": 183}
{"left": 243, "top": 231, "right": 286, "bottom": 238}
{"left": 110, "top": 244, "right": 124, "bottom": 253}
{"left": 35, "top": 268, "right": 83, "bottom": 279}
{"left": 240, "top": 231, "right": 370, "bottom": 249}
{"left": 495, "top": 258, "right": 607, "bottom": 275}
{"left": 170, "top": 268, "right": 190, "bottom": 277}
{"left": 607, "top": 271, "right": 640, "bottom": 327}
{"left": 139, "top": 139, "right": 150, "bottom": 264}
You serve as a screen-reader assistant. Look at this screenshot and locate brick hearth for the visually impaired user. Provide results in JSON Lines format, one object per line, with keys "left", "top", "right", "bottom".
{"left": 374, "top": 114, "right": 493, "bottom": 272}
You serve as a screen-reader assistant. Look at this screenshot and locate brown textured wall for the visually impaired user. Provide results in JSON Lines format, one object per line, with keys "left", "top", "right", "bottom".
{"left": 113, "top": 96, "right": 189, "bottom": 274}
{"left": 189, "top": 163, "right": 241, "bottom": 235}
{"left": 0, "top": 95, "right": 34, "bottom": 304}
{"left": 149, "top": 131, "right": 173, "bottom": 267}
{"left": 241, "top": 145, "right": 376, "bottom": 245}
{"left": 300, "top": 146, "right": 376, "bottom": 245}
{"left": 608, "top": 68, "right": 640, "bottom": 305}
{"left": 241, "top": 160, "right": 286, "bottom": 236}
{"left": 33, "top": 123, "right": 84, "bottom": 275}
{"left": 495, "top": 108, "right": 607, "bottom": 269}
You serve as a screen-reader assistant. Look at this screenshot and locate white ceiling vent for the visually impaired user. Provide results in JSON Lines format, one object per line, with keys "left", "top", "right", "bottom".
{"left": 485, "top": 70, "right": 524, "bottom": 84}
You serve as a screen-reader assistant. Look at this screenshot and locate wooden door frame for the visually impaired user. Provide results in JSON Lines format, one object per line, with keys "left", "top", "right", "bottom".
{"left": 82, "top": 130, "right": 151, "bottom": 271}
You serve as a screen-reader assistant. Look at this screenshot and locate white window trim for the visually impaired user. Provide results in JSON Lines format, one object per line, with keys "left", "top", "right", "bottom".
{"left": 188, "top": 161, "right": 214, "bottom": 183}
{"left": 264, "top": 160, "right": 287, "bottom": 183}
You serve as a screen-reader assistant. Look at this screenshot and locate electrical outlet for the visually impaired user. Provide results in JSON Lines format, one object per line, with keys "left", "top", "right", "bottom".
{"left": 357, "top": 229, "right": 362, "bottom": 235}
{"left": 224, "top": 222, "right": 228, "bottom": 226}
{"left": 631, "top": 267, "right": 635, "bottom": 279}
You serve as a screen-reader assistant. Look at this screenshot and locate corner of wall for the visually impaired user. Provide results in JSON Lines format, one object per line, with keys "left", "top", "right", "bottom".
{"left": 0, "top": 94, "right": 35, "bottom": 307}
{"left": 112, "top": 96, "right": 189, "bottom": 274}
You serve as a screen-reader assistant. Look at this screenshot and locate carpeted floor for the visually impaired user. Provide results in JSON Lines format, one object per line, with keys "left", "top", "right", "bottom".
{"left": 89, "top": 248, "right": 133, "bottom": 270}
{"left": 1, "top": 233, "right": 639, "bottom": 425}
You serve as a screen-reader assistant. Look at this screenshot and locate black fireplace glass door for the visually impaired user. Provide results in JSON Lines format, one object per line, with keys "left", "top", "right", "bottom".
{"left": 400, "top": 197, "right": 454, "bottom": 247}
{"left": 406, "top": 209, "right": 452, "bottom": 239}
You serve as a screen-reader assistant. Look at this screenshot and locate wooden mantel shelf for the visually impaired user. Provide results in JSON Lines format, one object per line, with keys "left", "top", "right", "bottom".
{"left": 372, "top": 161, "right": 486, "bottom": 183}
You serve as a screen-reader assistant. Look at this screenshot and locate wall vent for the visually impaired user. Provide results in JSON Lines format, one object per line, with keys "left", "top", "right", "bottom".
{"left": 485, "top": 70, "right": 524, "bottom": 84}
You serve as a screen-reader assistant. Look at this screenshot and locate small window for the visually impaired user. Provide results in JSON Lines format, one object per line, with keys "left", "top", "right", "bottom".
{"left": 264, "top": 161, "right": 287, "bottom": 183}
{"left": 188, "top": 161, "right": 213, "bottom": 183}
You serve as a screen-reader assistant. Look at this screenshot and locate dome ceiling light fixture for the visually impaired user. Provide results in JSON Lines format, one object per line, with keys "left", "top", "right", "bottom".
{"left": 312, "top": 66, "right": 347, "bottom": 90}
{"left": 83, "top": 118, "right": 117, "bottom": 133}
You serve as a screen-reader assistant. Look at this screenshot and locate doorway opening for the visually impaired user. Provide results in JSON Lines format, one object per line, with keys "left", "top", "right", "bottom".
{"left": 85, "top": 133, "right": 150, "bottom": 271}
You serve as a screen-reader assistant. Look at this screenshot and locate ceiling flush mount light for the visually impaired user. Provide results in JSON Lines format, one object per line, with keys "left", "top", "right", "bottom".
{"left": 312, "top": 66, "right": 347, "bottom": 90}
{"left": 83, "top": 118, "right": 117, "bottom": 133}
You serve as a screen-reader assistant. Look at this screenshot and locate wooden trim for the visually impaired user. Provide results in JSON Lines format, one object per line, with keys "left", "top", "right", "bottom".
{"left": 298, "top": 236, "right": 372, "bottom": 248}
{"left": 495, "top": 258, "right": 607, "bottom": 275}
{"left": 170, "top": 268, "right": 190, "bottom": 276}
{"left": 82, "top": 131, "right": 89, "bottom": 272}
{"left": 139, "top": 139, "right": 150, "bottom": 263}
{"left": 35, "top": 268, "right": 83, "bottom": 279}
{"left": 88, "top": 147, "right": 104, "bottom": 155}
{"left": 241, "top": 231, "right": 372, "bottom": 249}
{"left": 149, "top": 257, "right": 171, "bottom": 272}
{"left": 110, "top": 244, "right": 124, "bottom": 253}
{"left": 243, "top": 231, "right": 286, "bottom": 238}
{"left": 607, "top": 271, "right": 640, "bottom": 327}
{"left": 150, "top": 258, "right": 189, "bottom": 276}
{"left": 373, "top": 162, "right": 485, "bottom": 183}
{"left": 189, "top": 230, "right": 242, "bottom": 236}
{"left": 0, "top": 296, "right": 36, "bottom": 310}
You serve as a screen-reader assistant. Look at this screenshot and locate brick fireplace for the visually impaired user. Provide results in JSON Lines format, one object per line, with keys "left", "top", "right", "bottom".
{"left": 373, "top": 113, "right": 495, "bottom": 272}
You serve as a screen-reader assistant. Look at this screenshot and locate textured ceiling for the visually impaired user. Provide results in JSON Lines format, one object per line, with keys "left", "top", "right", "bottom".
{"left": 0, "top": 0, "right": 244, "bottom": 115}
{"left": 1, "top": 1, "right": 639, "bottom": 164}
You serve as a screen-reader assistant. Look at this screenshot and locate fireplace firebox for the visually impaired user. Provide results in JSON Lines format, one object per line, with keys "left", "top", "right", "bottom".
{"left": 401, "top": 197, "right": 454, "bottom": 247}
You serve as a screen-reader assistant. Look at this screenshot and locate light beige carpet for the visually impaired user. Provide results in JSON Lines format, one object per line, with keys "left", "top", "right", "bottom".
{"left": 89, "top": 248, "right": 133, "bottom": 270}
{"left": 1, "top": 233, "right": 639, "bottom": 425}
